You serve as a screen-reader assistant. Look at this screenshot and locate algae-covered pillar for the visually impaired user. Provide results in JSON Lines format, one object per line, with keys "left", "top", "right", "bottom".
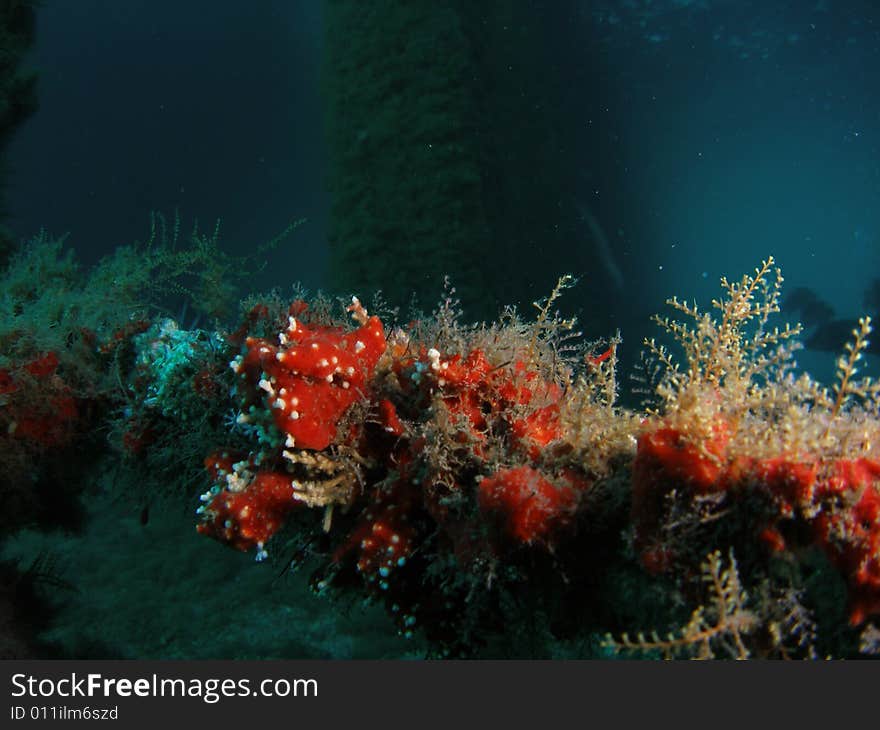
{"left": 0, "top": 0, "right": 38, "bottom": 265}
{"left": 322, "top": 1, "right": 583, "bottom": 321}
{"left": 322, "top": 1, "right": 494, "bottom": 317}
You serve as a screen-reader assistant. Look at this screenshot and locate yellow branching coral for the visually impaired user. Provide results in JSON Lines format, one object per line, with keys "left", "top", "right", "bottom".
{"left": 602, "top": 550, "right": 757, "bottom": 659}
{"left": 638, "top": 256, "right": 880, "bottom": 462}
{"left": 648, "top": 257, "right": 802, "bottom": 388}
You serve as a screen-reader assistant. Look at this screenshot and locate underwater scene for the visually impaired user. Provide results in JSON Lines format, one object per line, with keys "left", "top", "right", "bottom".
{"left": 1, "top": 0, "right": 879, "bottom": 660}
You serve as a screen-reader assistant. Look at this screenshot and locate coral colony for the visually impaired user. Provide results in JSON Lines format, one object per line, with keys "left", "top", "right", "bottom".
{"left": 190, "top": 260, "right": 879, "bottom": 656}
{"left": 3, "top": 249, "right": 880, "bottom": 657}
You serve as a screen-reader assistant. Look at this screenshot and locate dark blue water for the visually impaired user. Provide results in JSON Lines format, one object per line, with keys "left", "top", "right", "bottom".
{"left": 8, "top": 0, "right": 878, "bottom": 377}
{"left": 7, "top": 0, "right": 328, "bottom": 293}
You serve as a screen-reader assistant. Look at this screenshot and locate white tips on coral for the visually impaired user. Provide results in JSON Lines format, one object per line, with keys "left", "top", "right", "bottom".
{"left": 427, "top": 348, "right": 441, "bottom": 372}
{"left": 348, "top": 296, "right": 369, "bottom": 325}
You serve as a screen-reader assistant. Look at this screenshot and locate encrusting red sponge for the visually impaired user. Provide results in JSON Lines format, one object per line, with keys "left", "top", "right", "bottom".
{"left": 479, "top": 465, "right": 581, "bottom": 545}
{"left": 236, "top": 301, "right": 386, "bottom": 450}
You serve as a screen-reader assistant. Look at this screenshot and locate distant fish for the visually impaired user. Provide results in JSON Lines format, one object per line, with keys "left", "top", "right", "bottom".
{"left": 576, "top": 202, "right": 624, "bottom": 292}
{"left": 785, "top": 282, "right": 879, "bottom": 354}
{"left": 783, "top": 286, "right": 835, "bottom": 325}
{"left": 805, "top": 318, "right": 880, "bottom": 354}
{"left": 864, "top": 278, "right": 880, "bottom": 314}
